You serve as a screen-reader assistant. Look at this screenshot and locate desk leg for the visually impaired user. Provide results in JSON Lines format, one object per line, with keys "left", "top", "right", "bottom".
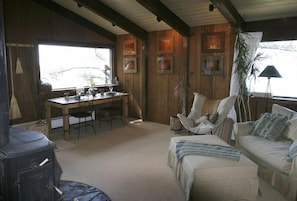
{"left": 63, "top": 107, "right": 70, "bottom": 140}
{"left": 45, "top": 102, "right": 52, "bottom": 135}
{"left": 122, "top": 96, "right": 128, "bottom": 124}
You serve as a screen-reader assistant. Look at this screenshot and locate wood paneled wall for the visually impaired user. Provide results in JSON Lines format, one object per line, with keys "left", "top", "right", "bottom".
{"left": 4, "top": 0, "right": 235, "bottom": 126}
{"left": 4, "top": 0, "right": 114, "bottom": 125}
{"left": 118, "top": 24, "right": 235, "bottom": 124}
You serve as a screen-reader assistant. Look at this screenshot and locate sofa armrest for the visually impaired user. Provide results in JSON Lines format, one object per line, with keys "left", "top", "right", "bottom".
{"left": 233, "top": 121, "right": 254, "bottom": 147}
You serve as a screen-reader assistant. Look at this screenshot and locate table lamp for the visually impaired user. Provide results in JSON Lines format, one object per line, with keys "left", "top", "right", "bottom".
{"left": 258, "top": 65, "right": 282, "bottom": 98}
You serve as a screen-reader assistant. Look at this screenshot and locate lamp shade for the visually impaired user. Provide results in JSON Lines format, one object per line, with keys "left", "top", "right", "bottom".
{"left": 259, "top": 65, "right": 282, "bottom": 78}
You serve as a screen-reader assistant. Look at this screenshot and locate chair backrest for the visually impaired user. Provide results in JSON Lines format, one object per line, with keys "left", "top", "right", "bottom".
{"left": 77, "top": 96, "right": 94, "bottom": 113}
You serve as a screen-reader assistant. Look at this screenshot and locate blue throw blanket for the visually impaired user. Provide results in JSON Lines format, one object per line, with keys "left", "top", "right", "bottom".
{"left": 176, "top": 140, "right": 241, "bottom": 161}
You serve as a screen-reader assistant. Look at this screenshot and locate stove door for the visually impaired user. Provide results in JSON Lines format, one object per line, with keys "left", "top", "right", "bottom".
{"left": 17, "top": 162, "right": 54, "bottom": 201}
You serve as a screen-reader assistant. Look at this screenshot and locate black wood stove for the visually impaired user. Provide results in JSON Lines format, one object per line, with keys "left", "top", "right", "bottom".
{"left": 0, "top": 1, "right": 62, "bottom": 200}
{"left": 0, "top": 127, "right": 62, "bottom": 201}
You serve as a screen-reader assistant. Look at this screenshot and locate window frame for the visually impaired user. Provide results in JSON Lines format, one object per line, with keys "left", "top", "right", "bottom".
{"left": 37, "top": 40, "right": 116, "bottom": 92}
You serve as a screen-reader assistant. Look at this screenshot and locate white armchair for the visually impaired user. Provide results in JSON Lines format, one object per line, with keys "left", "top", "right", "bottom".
{"left": 177, "top": 92, "right": 237, "bottom": 135}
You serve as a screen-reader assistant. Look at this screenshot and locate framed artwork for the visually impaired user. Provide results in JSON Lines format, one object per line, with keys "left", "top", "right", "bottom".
{"left": 123, "top": 39, "right": 136, "bottom": 55}
{"left": 201, "top": 32, "right": 225, "bottom": 53}
{"left": 157, "top": 36, "right": 173, "bottom": 54}
{"left": 201, "top": 54, "right": 224, "bottom": 75}
{"left": 157, "top": 55, "right": 173, "bottom": 74}
{"left": 123, "top": 57, "right": 137, "bottom": 73}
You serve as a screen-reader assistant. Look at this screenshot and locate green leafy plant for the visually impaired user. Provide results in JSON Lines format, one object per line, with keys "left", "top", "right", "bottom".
{"left": 234, "top": 32, "right": 263, "bottom": 121}
{"left": 234, "top": 32, "right": 263, "bottom": 96}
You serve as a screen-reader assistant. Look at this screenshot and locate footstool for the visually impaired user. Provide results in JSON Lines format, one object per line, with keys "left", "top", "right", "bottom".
{"left": 168, "top": 135, "right": 259, "bottom": 201}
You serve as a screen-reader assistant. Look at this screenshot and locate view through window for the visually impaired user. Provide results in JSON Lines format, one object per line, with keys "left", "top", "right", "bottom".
{"left": 38, "top": 44, "right": 113, "bottom": 90}
{"left": 251, "top": 40, "right": 297, "bottom": 98}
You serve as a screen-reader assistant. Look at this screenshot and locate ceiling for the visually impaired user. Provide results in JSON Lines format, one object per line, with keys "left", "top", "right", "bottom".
{"left": 34, "top": 0, "right": 297, "bottom": 42}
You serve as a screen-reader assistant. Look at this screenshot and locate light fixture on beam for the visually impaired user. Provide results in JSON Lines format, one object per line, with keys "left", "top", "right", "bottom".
{"left": 209, "top": 4, "right": 216, "bottom": 12}
{"left": 156, "top": 16, "right": 162, "bottom": 22}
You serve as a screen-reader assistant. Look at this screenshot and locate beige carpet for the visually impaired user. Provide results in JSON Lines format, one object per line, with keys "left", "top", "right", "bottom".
{"left": 51, "top": 120, "right": 288, "bottom": 201}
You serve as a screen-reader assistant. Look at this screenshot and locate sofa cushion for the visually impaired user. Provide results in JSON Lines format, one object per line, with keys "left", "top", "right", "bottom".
{"left": 238, "top": 135, "right": 291, "bottom": 174}
{"left": 287, "top": 140, "right": 297, "bottom": 162}
{"left": 250, "top": 113, "right": 288, "bottom": 141}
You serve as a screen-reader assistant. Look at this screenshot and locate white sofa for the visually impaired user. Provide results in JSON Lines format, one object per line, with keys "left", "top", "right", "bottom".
{"left": 234, "top": 104, "right": 297, "bottom": 201}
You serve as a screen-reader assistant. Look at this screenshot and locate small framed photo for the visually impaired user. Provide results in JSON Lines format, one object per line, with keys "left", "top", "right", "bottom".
{"left": 123, "top": 39, "right": 136, "bottom": 55}
{"left": 157, "top": 55, "right": 173, "bottom": 74}
{"left": 201, "top": 32, "right": 225, "bottom": 53}
{"left": 123, "top": 57, "right": 137, "bottom": 73}
{"left": 157, "top": 36, "right": 173, "bottom": 54}
{"left": 201, "top": 54, "right": 224, "bottom": 75}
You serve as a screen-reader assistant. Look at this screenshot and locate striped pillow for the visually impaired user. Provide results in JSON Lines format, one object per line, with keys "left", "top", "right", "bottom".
{"left": 287, "top": 140, "right": 297, "bottom": 162}
{"left": 250, "top": 113, "right": 288, "bottom": 141}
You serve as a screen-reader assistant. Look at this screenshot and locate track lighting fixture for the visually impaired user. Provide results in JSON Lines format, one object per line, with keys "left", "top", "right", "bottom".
{"left": 209, "top": 4, "right": 216, "bottom": 12}
{"left": 156, "top": 16, "right": 162, "bottom": 22}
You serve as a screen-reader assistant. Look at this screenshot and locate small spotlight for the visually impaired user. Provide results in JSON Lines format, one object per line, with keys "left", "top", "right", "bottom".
{"left": 156, "top": 17, "right": 162, "bottom": 22}
{"left": 209, "top": 4, "right": 216, "bottom": 12}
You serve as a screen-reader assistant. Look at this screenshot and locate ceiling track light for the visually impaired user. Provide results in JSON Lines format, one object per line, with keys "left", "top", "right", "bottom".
{"left": 209, "top": 4, "right": 216, "bottom": 12}
{"left": 156, "top": 16, "right": 162, "bottom": 22}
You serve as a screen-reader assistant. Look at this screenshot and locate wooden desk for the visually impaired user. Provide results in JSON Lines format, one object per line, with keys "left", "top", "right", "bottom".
{"left": 45, "top": 92, "right": 129, "bottom": 140}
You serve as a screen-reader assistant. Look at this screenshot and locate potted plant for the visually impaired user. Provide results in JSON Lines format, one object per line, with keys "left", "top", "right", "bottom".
{"left": 234, "top": 32, "right": 263, "bottom": 122}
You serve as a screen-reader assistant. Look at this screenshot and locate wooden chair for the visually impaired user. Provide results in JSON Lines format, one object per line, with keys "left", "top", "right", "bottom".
{"left": 70, "top": 97, "right": 96, "bottom": 139}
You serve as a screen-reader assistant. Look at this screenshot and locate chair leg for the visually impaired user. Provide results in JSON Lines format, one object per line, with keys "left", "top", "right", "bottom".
{"left": 77, "top": 119, "right": 81, "bottom": 139}
{"left": 91, "top": 116, "right": 96, "bottom": 135}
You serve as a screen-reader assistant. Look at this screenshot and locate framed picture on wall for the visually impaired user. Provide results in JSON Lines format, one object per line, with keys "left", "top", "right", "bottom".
{"left": 201, "top": 54, "right": 224, "bottom": 75}
{"left": 201, "top": 32, "right": 225, "bottom": 53}
{"left": 157, "top": 36, "right": 173, "bottom": 54}
{"left": 123, "top": 39, "right": 136, "bottom": 55}
{"left": 157, "top": 55, "right": 173, "bottom": 74}
{"left": 123, "top": 57, "right": 137, "bottom": 73}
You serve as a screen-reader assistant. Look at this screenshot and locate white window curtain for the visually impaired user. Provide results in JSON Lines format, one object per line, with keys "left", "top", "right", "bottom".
{"left": 228, "top": 32, "right": 263, "bottom": 124}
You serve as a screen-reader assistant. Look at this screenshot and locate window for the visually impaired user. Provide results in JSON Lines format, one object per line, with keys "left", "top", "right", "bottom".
{"left": 38, "top": 43, "right": 113, "bottom": 90}
{"left": 252, "top": 40, "right": 297, "bottom": 98}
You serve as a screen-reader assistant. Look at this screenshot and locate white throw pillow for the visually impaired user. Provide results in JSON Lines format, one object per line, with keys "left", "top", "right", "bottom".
{"left": 194, "top": 115, "right": 208, "bottom": 125}
{"left": 188, "top": 93, "right": 206, "bottom": 120}
{"left": 216, "top": 95, "right": 237, "bottom": 124}
{"left": 286, "top": 116, "right": 297, "bottom": 141}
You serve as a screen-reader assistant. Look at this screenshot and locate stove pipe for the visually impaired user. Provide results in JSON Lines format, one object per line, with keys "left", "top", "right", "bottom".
{"left": 0, "top": 0, "right": 10, "bottom": 147}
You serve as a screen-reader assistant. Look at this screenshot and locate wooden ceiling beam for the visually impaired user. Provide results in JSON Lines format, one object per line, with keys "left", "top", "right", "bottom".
{"left": 210, "top": 0, "right": 245, "bottom": 31}
{"left": 33, "top": 0, "right": 116, "bottom": 42}
{"left": 243, "top": 17, "right": 297, "bottom": 32}
{"left": 244, "top": 17, "right": 297, "bottom": 41}
{"left": 77, "top": 0, "right": 148, "bottom": 41}
{"left": 136, "top": 0, "right": 190, "bottom": 37}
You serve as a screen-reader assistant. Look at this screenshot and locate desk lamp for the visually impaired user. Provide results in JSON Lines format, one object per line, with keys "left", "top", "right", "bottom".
{"left": 258, "top": 65, "right": 282, "bottom": 98}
